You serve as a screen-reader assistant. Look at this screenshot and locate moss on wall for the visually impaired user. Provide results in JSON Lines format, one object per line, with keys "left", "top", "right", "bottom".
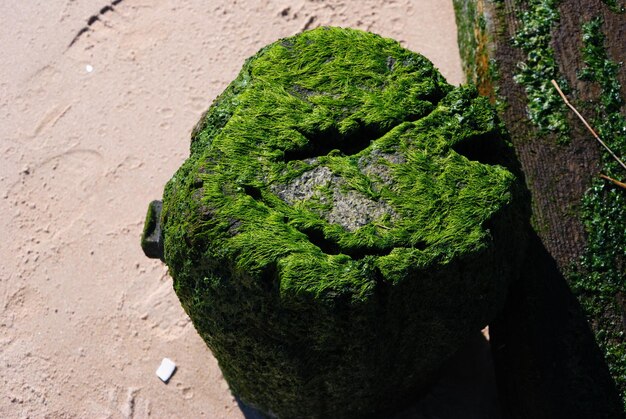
{"left": 512, "top": 0, "right": 570, "bottom": 140}
{"left": 453, "top": 0, "right": 626, "bottom": 409}
{"left": 452, "top": 0, "right": 499, "bottom": 102}
{"left": 455, "top": 0, "right": 571, "bottom": 137}
{"left": 157, "top": 27, "right": 528, "bottom": 418}
{"left": 573, "top": 16, "right": 626, "bottom": 409}
{"left": 600, "top": 0, "right": 625, "bottom": 13}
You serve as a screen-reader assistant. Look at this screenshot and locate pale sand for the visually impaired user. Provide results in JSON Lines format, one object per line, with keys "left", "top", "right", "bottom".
{"left": 0, "top": 1, "right": 463, "bottom": 417}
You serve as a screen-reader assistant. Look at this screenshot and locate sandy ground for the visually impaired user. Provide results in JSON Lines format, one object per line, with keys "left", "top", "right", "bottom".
{"left": 0, "top": 1, "right": 463, "bottom": 417}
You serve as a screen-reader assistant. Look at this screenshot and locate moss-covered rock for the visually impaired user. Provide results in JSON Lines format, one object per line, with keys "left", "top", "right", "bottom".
{"left": 155, "top": 27, "right": 528, "bottom": 418}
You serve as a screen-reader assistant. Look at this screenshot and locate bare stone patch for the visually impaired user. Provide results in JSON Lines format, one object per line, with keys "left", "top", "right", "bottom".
{"left": 271, "top": 165, "right": 337, "bottom": 203}
{"left": 271, "top": 163, "right": 398, "bottom": 232}
{"left": 359, "top": 149, "right": 406, "bottom": 189}
{"left": 327, "top": 189, "right": 396, "bottom": 232}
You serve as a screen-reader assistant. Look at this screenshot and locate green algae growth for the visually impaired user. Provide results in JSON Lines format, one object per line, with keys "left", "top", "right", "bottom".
{"left": 512, "top": 0, "right": 570, "bottom": 140}
{"left": 158, "top": 27, "right": 528, "bottom": 418}
{"left": 574, "top": 16, "right": 626, "bottom": 409}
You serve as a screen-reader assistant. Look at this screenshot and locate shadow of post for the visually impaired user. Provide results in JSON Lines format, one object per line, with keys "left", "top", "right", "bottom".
{"left": 233, "top": 233, "right": 624, "bottom": 419}
{"left": 236, "top": 330, "right": 503, "bottom": 419}
{"left": 490, "top": 230, "right": 623, "bottom": 419}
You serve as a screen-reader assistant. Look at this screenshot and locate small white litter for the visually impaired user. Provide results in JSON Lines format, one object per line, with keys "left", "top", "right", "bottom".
{"left": 85, "top": 64, "right": 94, "bottom": 73}
{"left": 156, "top": 358, "right": 176, "bottom": 383}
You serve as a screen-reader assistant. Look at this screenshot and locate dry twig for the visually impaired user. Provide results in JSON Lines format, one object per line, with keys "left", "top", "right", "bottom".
{"left": 599, "top": 173, "right": 626, "bottom": 190}
{"left": 551, "top": 79, "right": 626, "bottom": 172}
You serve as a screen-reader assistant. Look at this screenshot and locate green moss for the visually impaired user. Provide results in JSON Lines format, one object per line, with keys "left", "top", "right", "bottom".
{"left": 453, "top": 0, "right": 480, "bottom": 83}
{"left": 512, "top": 0, "right": 570, "bottom": 140}
{"left": 601, "top": 0, "right": 626, "bottom": 13}
{"left": 454, "top": 1, "right": 625, "bottom": 410}
{"left": 452, "top": 0, "right": 499, "bottom": 101}
{"left": 453, "top": 0, "right": 511, "bottom": 125}
{"left": 141, "top": 202, "right": 157, "bottom": 249}
{"left": 140, "top": 200, "right": 164, "bottom": 260}
{"left": 573, "top": 16, "right": 626, "bottom": 409}
{"left": 160, "top": 27, "right": 528, "bottom": 418}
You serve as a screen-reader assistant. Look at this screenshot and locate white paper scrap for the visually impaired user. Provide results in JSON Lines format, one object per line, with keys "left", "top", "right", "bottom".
{"left": 85, "top": 64, "right": 93, "bottom": 73}
{"left": 156, "top": 357, "right": 176, "bottom": 382}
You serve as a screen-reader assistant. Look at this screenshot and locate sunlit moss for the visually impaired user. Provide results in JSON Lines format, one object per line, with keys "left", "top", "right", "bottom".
{"left": 512, "top": 0, "right": 570, "bottom": 140}
{"left": 452, "top": 0, "right": 499, "bottom": 102}
{"left": 160, "top": 27, "right": 527, "bottom": 418}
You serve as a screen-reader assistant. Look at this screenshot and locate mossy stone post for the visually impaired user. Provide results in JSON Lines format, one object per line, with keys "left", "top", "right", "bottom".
{"left": 142, "top": 27, "right": 528, "bottom": 418}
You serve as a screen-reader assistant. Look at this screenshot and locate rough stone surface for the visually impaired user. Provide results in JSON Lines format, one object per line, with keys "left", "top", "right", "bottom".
{"left": 271, "top": 165, "right": 397, "bottom": 232}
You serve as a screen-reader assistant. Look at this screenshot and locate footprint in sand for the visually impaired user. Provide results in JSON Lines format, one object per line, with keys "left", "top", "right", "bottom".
{"left": 134, "top": 275, "right": 192, "bottom": 342}
{"left": 8, "top": 149, "right": 104, "bottom": 227}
